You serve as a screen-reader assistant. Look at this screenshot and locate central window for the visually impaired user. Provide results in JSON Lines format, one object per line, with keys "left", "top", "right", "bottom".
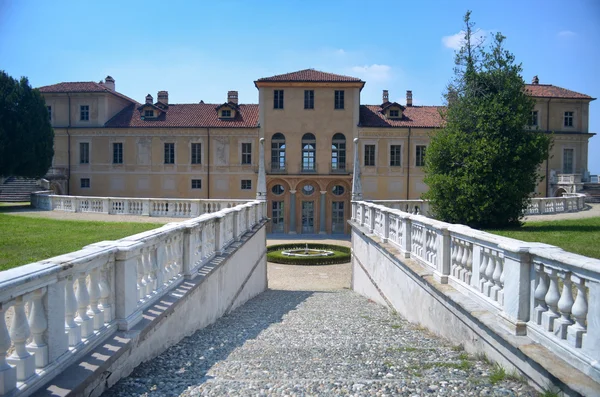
{"left": 80, "top": 105, "right": 89, "bottom": 121}
{"left": 221, "top": 109, "right": 231, "bottom": 118}
{"left": 271, "top": 133, "right": 286, "bottom": 171}
{"left": 304, "top": 90, "right": 314, "bottom": 109}
{"left": 112, "top": 142, "right": 123, "bottom": 164}
{"left": 334, "top": 90, "right": 344, "bottom": 109}
{"left": 80, "top": 142, "right": 89, "bottom": 164}
{"left": 302, "top": 133, "right": 316, "bottom": 172}
{"left": 274, "top": 90, "right": 284, "bottom": 109}
{"left": 164, "top": 143, "right": 175, "bottom": 164}
{"left": 390, "top": 145, "right": 401, "bottom": 166}
{"left": 241, "top": 142, "right": 252, "bottom": 164}
{"left": 389, "top": 109, "right": 399, "bottom": 118}
{"left": 364, "top": 144, "right": 375, "bottom": 167}
{"left": 331, "top": 133, "right": 346, "bottom": 171}
{"left": 416, "top": 145, "right": 427, "bottom": 167}
{"left": 191, "top": 143, "right": 202, "bottom": 164}
{"left": 564, "top": 111, "right": 573, "bottom": 127}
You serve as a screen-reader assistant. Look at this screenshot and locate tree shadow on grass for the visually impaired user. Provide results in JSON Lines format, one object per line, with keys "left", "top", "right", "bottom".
{"left": 516, "top": 224, "right": 600, "bottom": 233}
{"left": 0, "top": 203, "right": 34, "bottom": 213}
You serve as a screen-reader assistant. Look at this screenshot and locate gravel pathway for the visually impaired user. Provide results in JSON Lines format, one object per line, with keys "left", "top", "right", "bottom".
{"left": 104, "top": 290, "right": 535, "bottom": 396}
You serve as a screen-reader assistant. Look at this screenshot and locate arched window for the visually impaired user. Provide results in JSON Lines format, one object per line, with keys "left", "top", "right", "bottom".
{"left": 302, "top": 133, "right": 316, "bottom": 172}
{"left": 331, "top": 133, "right": 346, "bottom": 172}
{"left": 271, "top": 133, "right": 286, "bottom": 172}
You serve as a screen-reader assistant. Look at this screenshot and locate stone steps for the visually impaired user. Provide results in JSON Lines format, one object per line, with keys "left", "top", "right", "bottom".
{"left": 103, "top": 290, "right": 536, "bottom": 396}
{"left": 0, "top": 177, "right": 41, "bottom": 202}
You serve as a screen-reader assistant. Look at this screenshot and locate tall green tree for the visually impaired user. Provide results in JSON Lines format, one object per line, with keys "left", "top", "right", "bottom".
{"left": 423, "top": 12, "right": 551, "bottom": 228}
{"left": 0, "top": 71, "right": 54, "bottom": 178}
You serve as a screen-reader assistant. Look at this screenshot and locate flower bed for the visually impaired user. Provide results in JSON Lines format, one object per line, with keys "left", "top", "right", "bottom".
{"left": 267, "top": 243, "right": 350, "bottom": 265}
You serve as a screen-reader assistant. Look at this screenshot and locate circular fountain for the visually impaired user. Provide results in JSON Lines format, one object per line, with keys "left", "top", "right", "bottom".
{"left": 267, "top": 243, "right": 350, "bottom": 265}
{"left": 281, "top": 243, "right": 334, "bottom": 258}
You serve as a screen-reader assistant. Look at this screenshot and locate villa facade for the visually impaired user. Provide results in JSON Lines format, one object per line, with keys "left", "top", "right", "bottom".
{"left": 40, "top": 70, "right": 595, "bottom": 234}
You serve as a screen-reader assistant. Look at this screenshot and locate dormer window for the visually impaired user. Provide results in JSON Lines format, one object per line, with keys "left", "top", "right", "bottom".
{"left": 221, "top": 109, "right": 232, "bottom": 118}
{"left": 389, "top": 109, "right": 400, "bottom": 118}
{"left": 144, "top": 110, "right": 154, "bottom": 118}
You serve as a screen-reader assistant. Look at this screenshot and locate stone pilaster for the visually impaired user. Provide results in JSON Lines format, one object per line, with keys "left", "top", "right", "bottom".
{"left": 351, "top": 138, "right": 363, "bottom": 201}
{"left": 256, "top": 137, "right": 267, "bottom": 201}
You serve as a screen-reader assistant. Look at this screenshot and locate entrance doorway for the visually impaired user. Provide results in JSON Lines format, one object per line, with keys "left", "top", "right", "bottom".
{"left": 301, "top": 201, "right": 314, "bottom": 233}
{"left": 332, "top": 201, "right": 345, "bottom": 234}
{"left": 272, "top": 201, "right": 284, "bottom": 233}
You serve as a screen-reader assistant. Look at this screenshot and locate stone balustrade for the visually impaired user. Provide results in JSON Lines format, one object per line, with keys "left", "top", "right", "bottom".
{"left": 351, "top": 200, "right": 600, "bottom": 383}
{"left": 0, "top": 200, "right": 267, "bottom": 396}
{"left": 30, "top": 193, "right": 252, "bottom": 218}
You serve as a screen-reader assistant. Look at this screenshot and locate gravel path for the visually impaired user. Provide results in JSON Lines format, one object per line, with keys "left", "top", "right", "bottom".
{"left": 104, "top": 291, "right": 535, "bottom": 396}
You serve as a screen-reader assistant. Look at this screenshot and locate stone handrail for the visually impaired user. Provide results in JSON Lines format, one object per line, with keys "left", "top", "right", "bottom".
{"left": 352, "top": 200, "right": 600, "bottom": 383}
{"left": 0, "top": 200, "right": 267, "bottom": 396}
{"left": 30, "top": 193, "right": 253, "bottom": 218}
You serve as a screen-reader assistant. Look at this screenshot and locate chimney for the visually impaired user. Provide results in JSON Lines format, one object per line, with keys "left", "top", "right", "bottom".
{"left": 532, "top": 75, "right": 539, "bottom": 85}
{"left": 157, "top": 90, "right": 168, "bottom": 105}
{"left": 382, "top": 90, "right": 389, "bottom": 104}
{"left": 227, "top": 90, "right": 238, "bottom": 104}
{"left": 406, "top": 90, "right": 413, "bottom": 107}
{"left": 104, "top": 75, "right": 115, "bottom": 91}
{"left": 145, "top": 94, "right": 153, "bottom": 104}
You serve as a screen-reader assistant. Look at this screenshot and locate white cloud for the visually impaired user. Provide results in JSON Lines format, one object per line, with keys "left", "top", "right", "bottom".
{"left": 334, "top": 48, "right": 346, "bottom": 56}
{"left": 442, "top": 30, "right": 486, "bottom": 50}
{"left": 558, "top": 30, "right": 576, "bottom": 38}
{"left": 350, "top": 64, "right": 391, "bottom": 82}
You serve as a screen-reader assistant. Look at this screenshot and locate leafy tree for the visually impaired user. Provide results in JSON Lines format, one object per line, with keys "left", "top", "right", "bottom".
{"left": 0, "top": 71, "right": 54, "bottom": 178}
{"left": 423, "top": 11, "right": 550, "bottom": 228}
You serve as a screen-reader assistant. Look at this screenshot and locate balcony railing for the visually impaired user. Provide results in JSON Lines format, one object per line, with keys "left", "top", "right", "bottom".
{"left": 269, "top": 161, "right": 287, "bottom": 174}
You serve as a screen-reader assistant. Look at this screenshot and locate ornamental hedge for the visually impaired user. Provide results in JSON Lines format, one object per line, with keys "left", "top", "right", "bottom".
{"left": 266, "top": 243, "right": 351, "bottom": 265}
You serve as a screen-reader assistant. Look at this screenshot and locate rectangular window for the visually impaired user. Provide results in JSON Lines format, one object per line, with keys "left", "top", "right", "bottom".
{"left": 80, "top": 105, "right": 89, "bottom": 121}
{"left": 241, "top": 179, "right": 252, "bottom": 190}
{"left": 390, "top": 145, "right": 402, "bottom": 166}
{"left": 304, "top": 90, "right": 314, "bottom": 109}
{"left": 80, "top": 178, "right": 90, "bottom": 188}
{"left": 112, "top": 142, "right": 123, "bottom": 164}
{"left": 389, "top": 109, "right": 399, "bottom": 118}
{"left": 563, "top": 148, "right": 574, "bottom": 174}
{"left": 144, "top": 110, "right": 153, "bottom": 117}
{"left": 564, "top": 111, "right": 574, "bottom": 127}
{"left": 274, "top": 90, "right": 284, "bottom": 109}
{"left": 164, "top": 143, "right": 175, "bottom": 164}
{"left": 530, "top": 110, "right": 538, "bottom": 126}
{"left": 334, "top": 90, "right": 345, "bottom": 109}
{"left": 191, "top": 143, "right": 202, "bottom": 164}
{"left": 191, "top": 179, "right": 202, "bottom": 189}
{"left": 364, "top": 144, "right": 375, "bottom": 166}
{"left": 416, "top": 145, "right": 427, "bottom": 167}
{"left": 80, "top": 142, "right": 89, "bottom": 164}
{"left": 47, "top": 106, "right": 52, "bottom": 121}
{"left": 241, "top": 142, "right": 252, "bottom": 165}
{"left": 221, "top": 109, "right": 231, "bottom": 118}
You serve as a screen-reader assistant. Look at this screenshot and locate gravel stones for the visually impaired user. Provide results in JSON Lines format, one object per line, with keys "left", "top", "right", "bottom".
{"left": 103, "top": 290, "right": 536, "bottom": 396}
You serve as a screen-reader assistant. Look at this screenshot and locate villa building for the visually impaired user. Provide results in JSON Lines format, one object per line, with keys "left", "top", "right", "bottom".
{"left": 39, "top": 70, "right": 595, "bottom": 234}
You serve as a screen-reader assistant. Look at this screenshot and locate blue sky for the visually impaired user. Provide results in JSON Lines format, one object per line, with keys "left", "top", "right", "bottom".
{"left": 1, "top": 0, "right": 599, "bottom": 172}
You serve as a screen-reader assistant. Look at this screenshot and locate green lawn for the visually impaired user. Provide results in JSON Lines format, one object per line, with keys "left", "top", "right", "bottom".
{"left": 486, "top": 217, "right": 600, "bottom": 259}
{"left": 0, "top": 214, "right": 164, "bottom": 271}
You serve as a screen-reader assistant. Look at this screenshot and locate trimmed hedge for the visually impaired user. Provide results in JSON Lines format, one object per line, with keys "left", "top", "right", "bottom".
{"left": 266, "top": 243, "right": 351, "bottom": 265}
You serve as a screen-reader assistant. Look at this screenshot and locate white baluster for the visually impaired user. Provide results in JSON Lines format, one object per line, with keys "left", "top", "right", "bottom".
{"left": 541, "top": 268, "right": 561, "bottom": 332}
{"left": 87, "top": 268, "right": 104, "bottom": 330}
{"left": 484, "top": 255, "right": 496, "bottom": 297}
{"left": 75, "top": 273, "right": 93, "bottom": 338}
{"left": 555, "top": 272, "right": 574, "bottom": 339}
{"left": 99, "top": 265, "right": 113, "bottom": 322}
{"left": 533, "top": 264, "right": 549, "bottom": 324}
{"left": 459, "top": 242, "right": 468, "bottom": 281}
{"left": 65, "top": 276, "right": 81, "bottom": 346}
{"left": 144, "top": 248, "right": 154, "bottom": 296}
{"left": 27, "top": 289, "right": 48, "bottom": 368}
{"left": 0, "top": 307, "right": 16, "bottom": 394}
{"left": 498, "top": 257, "right": 505, "bottom": 305}
{"left": 479, "top": 251, "right": 489, "bottom": 292}
{"left": 137, "top": 255, "right": 146, "bottom": 300}
{"left": 491, "top": 257, "right": 503, "bottom": 302}
{"left": 465, "top": 244, "right": 473, "bottom": 285}
{"left": 567, "top": 276, "right": 587, "bottom": 348}
{"left": 8, "top": 297, "right": 35, "bottom": 381}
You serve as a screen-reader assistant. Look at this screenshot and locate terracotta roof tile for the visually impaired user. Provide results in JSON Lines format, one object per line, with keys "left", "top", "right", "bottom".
{"left": 105, "top": 103, "right": 259, "bottom": 128}
{"left": 360, "top": 105, "right": 444, "bottom": 128}
{"left": 38, "top": 81, "right": 137, "bottom": 103}
{"left": 525, "top": 84, "right": 594, "bottom": 100}
{"left": 256, "top": 69, "right": 363, "bottom": 83}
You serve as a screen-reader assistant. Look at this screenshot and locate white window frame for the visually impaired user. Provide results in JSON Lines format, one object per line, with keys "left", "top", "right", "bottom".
{"left": 564, "top": 111, "right": 574, "bottom": 128}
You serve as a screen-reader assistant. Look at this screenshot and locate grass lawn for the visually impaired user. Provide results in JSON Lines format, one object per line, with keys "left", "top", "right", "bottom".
{"left": 487, "top": 217, "right": 600, "bottom": 259}
{"left": 0, "top": 214, "right": 164, "bottom": 271}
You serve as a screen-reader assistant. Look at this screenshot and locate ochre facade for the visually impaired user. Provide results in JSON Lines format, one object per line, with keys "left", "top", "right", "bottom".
{"left": 40, "top": 70, "right": 595, "bottom": 234}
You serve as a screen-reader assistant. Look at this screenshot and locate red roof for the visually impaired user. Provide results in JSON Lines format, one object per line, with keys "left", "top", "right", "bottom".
{"left": 105, "top": 103, "right": 259, "bottom": 128}
{"left": 256, "top": 69, "right": 363, "bottom": 83}
{"left": 38, "top": 81, "right": 137, "bottom": 103}
{"left": 525, "top": 84, "right": 594, "bottom": 100}
{"left": 360, "top": 105, "right": 444, "bottom": 128}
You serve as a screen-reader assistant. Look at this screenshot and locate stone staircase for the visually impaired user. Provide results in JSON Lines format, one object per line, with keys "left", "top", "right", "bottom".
{"left": 104, "top": 290, "right": 535, "bottom": 396}
{"left": 582, "top": 183, "right": 600, "bottom": 203}
{"left": 0, "top": 177, "right": 42, "bottom": 202}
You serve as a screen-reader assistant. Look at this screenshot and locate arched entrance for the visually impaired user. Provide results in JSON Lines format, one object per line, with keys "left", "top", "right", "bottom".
{"left": 555, "top": 188, "right": 567, "bottom": 197}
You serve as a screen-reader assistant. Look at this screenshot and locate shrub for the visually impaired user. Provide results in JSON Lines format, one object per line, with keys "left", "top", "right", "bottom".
{"left": 266, "top": 243, "right": 350, "bottom": 265}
